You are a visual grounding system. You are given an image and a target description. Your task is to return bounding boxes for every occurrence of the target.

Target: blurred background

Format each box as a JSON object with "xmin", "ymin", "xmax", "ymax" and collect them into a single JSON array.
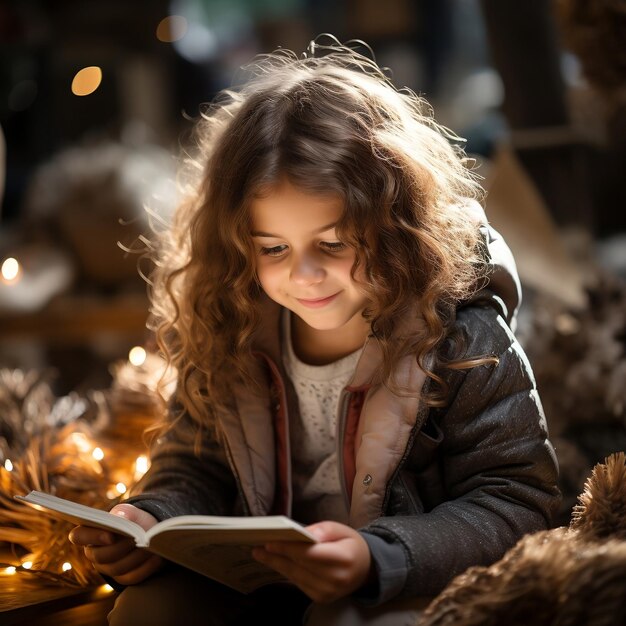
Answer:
[{"xmin": 0, "ymin": 0, "xmax": 625, "ymax": 525}]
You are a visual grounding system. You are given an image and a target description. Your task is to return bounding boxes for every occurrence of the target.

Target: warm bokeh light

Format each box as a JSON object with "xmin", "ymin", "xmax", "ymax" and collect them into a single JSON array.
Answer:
[
  {"xmin": 115, "ymin": 482, "xmax": 127, "ymax": 495},
  {"xmin": 128, "ymin": 346, "xmax": 147, "ymax": 367},
  {"xmin": 1, "ymin": 257, "xmax": 20, "ymax": 282},
  {"xmin": 70, "ymin": 432, "xmax": 91, "ymax": 453},
  {"xmin": 21, "ymin": 560, "xmax": 33, "ymax": 570},
  {"xmin": 135, "ymin": 455, "xmax": 149, "ymax": 473},
  {"xmin": 134, "ymin": 455, "xmax": 150, "ymax": 480},
  {"xmin": 3, "ymin": 459, "xmax": 13, "ymax": 472},
  {"xmin": 3, "ymin": 566, "xmax": 16, "ymax": 575},
  {"xmin": 92, "ymin": 447, "xmax": 105, "ymax": 461},
  {"xmin": 71, "ymin": 66, "xmax": 102, "ymax": 96},
  {"xmin": 102, "ymin": 584, "xmax": 115, "ymax": 593},
  {"xmin": 156, "ymin": 15, "xmax": 188, "ymax": 42},
  {"xmin": 62, "ymin": 562, "xmax": 72, "ymax": 572}
]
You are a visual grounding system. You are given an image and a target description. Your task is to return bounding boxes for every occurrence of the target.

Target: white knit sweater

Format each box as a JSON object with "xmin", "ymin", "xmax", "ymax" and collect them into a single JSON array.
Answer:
[{"xmin": 282, "ymin": 309, "xmax": 363, "ymax": 524}]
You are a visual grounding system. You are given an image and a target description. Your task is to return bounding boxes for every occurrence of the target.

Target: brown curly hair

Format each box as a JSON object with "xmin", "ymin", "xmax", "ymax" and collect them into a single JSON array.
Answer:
[{"xmin": 149, "ymin": 36, "xmax": 492, "ymax": 432}]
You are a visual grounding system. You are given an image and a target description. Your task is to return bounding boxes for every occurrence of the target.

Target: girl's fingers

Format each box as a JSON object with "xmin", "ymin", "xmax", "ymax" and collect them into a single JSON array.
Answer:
[
  {"xmin": 85, "ymin": 548, "xmax": 153, "ymax": 578},
  {"xmin": 253, "ymin": 548, "xmax": 305, "ymax": 580},
  {"xmin": 262, "ymin": 541, "xmax": 342, "ymax": 565},
  {"xmin": 91, "ymin": 546, "xmax": 155, "ymax": 578},
  {"xmin": 83, "ymin": 536, "xmax": 137, "ymax": 565},
  {"xmin": 112, "ymin": 554, "xmax": 164, "ymax": 587},
  {"xmin": 252, "ymin": 548, "xmax": 337, "ymax": 602},
  {"xmin": 69, "ymin": 525, "xmax": 114, "ymax": 547}
]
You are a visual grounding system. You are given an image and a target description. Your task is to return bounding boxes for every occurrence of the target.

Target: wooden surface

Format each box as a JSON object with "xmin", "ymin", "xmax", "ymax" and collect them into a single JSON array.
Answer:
[
  {"xmin": 0, "ymin": 293, "xmax": 149, "ymax": 343},
  {"xmin": 0, "ymin": 571, "xmax": 117, "ymax": 625}
]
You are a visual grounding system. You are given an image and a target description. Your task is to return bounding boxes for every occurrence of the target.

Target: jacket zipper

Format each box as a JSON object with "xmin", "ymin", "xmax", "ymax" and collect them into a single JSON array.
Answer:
[
  {"xmin": 336, "ymin": 388, "xmax": 352, "ymax": 511},
  {"xmin": 380, "ymin": 353, "xmax": 435, "ymax": 512}
]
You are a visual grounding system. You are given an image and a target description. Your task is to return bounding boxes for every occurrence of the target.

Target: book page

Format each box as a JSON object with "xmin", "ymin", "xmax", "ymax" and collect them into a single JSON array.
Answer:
[
  {"xmin": 14, "ymin": 491, "xmax": 144, "ymax": 542},
  {"xmin": 147, "ymin": 514, "xmax": 317, "ymax": 539},
  {"xmin": 147, "ymin": 527, "xmax": 314, "ymax": 593}
]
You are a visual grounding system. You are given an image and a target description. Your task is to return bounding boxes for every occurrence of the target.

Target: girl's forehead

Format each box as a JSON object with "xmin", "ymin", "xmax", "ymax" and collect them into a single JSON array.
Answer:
[{"xmin": 249, "ymin": 180, "xmax": 345, "ymax": 232}]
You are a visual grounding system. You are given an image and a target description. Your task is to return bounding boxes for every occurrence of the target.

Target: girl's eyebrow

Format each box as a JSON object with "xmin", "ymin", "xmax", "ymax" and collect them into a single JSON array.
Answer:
[{"xmin": 250, "ymin": 221, "xmax": 338, "ymax": 238}]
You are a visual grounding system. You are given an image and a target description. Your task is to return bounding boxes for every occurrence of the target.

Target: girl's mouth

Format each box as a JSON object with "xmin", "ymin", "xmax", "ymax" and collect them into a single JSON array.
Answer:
[{"xmin": 295, "ymin": 292, "xmax": 340, "ymax": 308}]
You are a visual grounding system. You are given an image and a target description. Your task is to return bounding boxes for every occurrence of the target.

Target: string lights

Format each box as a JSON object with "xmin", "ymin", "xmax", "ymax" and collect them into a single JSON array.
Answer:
[{"xmin": 0, "ymin": 346, "xmax": 166, "ymax": 589}]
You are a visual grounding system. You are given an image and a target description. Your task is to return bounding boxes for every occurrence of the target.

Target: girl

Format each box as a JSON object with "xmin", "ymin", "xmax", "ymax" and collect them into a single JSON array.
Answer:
[{"xmin": 70, "ymin": 37, "xmax": 561, "ymax": 626}]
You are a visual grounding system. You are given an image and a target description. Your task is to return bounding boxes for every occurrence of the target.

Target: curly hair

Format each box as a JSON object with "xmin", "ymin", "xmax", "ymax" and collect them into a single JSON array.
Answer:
[{"xmin": 149, "ymin": 36, "xmax": 492, "ymax": 432}]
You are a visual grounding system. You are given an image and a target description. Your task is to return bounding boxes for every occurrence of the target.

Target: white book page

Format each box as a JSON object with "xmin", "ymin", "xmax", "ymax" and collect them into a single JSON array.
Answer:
[
  {"xmin": 14, "ymin": 491, "xmax": 145, "ymax": 542},
  {"xmin": 147, "ymin": 514, "xmax": 317, "ymax": 541}
]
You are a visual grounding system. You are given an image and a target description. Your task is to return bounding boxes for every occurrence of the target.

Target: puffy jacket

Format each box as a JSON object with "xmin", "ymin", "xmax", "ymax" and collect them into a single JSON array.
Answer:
[{"xmin": 127, "ymin": 222, "xmax": 561, "ymax": 600}]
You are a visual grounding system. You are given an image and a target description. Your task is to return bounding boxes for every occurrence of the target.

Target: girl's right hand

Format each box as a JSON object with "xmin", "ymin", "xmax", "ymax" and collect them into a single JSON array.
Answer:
[{"xmin": 69, "ymin": 503, "xmax": 164, "ymax": 585}]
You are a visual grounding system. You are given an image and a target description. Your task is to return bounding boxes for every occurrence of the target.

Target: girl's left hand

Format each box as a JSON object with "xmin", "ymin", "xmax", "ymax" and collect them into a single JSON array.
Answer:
[{"xmin": 251, "ymin": 521, "xmax": 373, "ymax": 603}]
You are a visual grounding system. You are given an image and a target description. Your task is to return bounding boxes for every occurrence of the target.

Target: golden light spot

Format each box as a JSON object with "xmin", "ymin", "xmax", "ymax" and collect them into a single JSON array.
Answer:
[
  {"xmin": 1, "ymin": 257, "xmax": 20, "ymax": 282},
  {"xmin": 92, "ymin": 447, "xmax": 105, "ymax": 461},
  {"xmin": 134, "ymin": 455, "xmax": 150, "ymax": 480},
  {"xmin": 135, "ymin": 455, "xmax": 149, "ymax": 474},
  {"xmin": 102, "ymin": 584, "xmax": 115, "ymax": 593},
  {"xmin": 115, "ymin": 482, "xmax": 127, "ymax": 495},
  {"xmin": 62, "ymin": 562, "xmax": 72, "ymax": 572},
  {"xmin": 21, "ymin": 561, "xmax": 33, "ymax": 570},
  {"xmin": 3, "ymin": 566, "xmax": 16, "ymax": 575},
  {"xmin": 71, "ymin": 66, "xmax": 102, "ymax": 96},
  {"xmin": 70, "ymin": 432, "xmax": 91, "ymax": 453},
  {"xmin": 156, "ymin": 15, "xmax": 188, "ymax": 42},
  {"xmin": 3, "ymin": 459, "xmax": 13, "ymax": 472},
  {"xmin": 128, "ymin": 346, "xmax": 147, "ymax": 367}
]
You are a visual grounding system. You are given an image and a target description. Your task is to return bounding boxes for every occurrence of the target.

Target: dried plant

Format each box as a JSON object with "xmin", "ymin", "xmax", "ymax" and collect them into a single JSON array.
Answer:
[{"xmin": 0, "ymin": 363, "xmax": 161, "ymax": 587}]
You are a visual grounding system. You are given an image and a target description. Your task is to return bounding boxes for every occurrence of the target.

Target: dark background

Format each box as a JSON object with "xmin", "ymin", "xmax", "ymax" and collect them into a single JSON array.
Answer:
[{"xmin": 1, "ymin": 0, "xmax": 625, "ymax": 397}]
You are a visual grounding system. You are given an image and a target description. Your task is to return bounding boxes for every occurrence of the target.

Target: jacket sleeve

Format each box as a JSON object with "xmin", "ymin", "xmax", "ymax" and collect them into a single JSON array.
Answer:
[
  {"xmin": 359, "ymin": 305, "xmax": 562, "ymax": 601},
  {"xmin": 123, "ymin": 402, "xmax": 238, "ymax": 522}
]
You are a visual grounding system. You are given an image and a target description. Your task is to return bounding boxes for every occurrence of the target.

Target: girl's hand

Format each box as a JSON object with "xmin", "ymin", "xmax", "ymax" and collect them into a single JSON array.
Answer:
[
  {"xmin": 69, "ymin": 503, "xmax": 164, "ymax": 586},
  {"xmin": 252, "ymin": 521, "xmax": 373, "ymax": 603}
]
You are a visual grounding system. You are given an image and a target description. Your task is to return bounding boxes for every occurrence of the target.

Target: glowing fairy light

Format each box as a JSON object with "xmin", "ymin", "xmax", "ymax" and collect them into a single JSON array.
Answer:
[
  {"xmin": 115, "ymin": 482, "xmax": 127, "ymax": 495},
  {"xmin": 92, "ymin": 447, "xmax": 105, "ymax": 461},
  {"xmin": 1, "ymin": 257, "xmax": 20, "ymax": 283},
  {"xmin": 156, "ymin": 15, "xmax": 188, "ymax": 42},
  {"xmin": 134, "ymin": 455, "xmax": 149, "ymax": 479},
  {"xmin": 62, "ymin": 562, "xmax": 72, "ymax": 572},
  {"xmin": 4, "ymin": 566, "xmax": 16, "ymax": 575},
  {"xmin": 70, "ymin": 432, "xmax": 91, "ymax": 453},
  {"xmin": 102, "ymin": 584, "xmax": 114, "ymax": 593},
  {"xmin": 106, "ymin": 488, "xmax": 118, "ymax": 500},
  {"xmin": 3, "ymin": 459, "xmax": 13, "ymax": 472},
  {"xmin": 21, "ymin": 560, "xmax": 33, "ymax": 570},
  {"xmin": 71, "ymin": 66, "xmax": 102, "ymax": 96},
  {"xmin": 128, "ymin": 346, "xmax": 147, "ymax": 367}
]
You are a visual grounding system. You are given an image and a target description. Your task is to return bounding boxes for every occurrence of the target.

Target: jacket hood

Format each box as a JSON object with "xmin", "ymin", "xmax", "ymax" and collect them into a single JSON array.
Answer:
[{"xmin": 465, "ymin": 199, "xmax": 522, "ymax": 333}]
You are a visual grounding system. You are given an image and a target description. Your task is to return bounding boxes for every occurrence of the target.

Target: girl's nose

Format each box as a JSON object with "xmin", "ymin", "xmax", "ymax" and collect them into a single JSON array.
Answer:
[{"xmin": 289, "ymin": 251, "xmax": 325, "ymax": 285}]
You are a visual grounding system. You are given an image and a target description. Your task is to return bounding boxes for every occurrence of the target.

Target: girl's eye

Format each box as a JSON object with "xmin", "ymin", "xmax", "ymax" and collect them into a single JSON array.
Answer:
[
  {"xmin": 321, "ymin": 241, "xmax": 347, "ymax": 252},
  {"xmin": 259, "ymin": 245, "xmax": 288, "ymax": 257}
]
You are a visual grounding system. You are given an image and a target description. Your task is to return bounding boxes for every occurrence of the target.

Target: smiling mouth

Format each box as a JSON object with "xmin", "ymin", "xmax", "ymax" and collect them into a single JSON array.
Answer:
[{"xmin": 295, "ymin": 292, "xmax": 340, "ymax": 308}]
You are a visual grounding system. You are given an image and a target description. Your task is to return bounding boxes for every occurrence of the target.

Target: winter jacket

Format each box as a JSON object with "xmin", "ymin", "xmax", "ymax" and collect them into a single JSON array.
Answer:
[{"xmin": 127, "ymin": 223, "xmax": 561, "ymax": 602}]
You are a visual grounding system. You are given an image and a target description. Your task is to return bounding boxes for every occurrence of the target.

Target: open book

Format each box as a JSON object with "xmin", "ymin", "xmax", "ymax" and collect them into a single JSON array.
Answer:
[{"xmin": 15, "ymin": 490, "xmax": 317, "ymax": 594}]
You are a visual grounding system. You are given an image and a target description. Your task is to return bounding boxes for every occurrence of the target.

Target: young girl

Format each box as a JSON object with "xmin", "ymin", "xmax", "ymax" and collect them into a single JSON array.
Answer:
[{"xmin": 70, "ymin": 37, "xmax": 561, "ymax": 625}]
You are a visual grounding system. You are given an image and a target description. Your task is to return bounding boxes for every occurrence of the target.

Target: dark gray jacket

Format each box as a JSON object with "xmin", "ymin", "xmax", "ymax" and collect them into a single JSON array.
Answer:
[{"xmin": 128, "ymin": 224, "xmax": 561, "ymax": 602}]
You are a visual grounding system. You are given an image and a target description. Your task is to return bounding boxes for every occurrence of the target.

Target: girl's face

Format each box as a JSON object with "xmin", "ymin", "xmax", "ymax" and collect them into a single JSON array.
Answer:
[{"xmin": 250, "ymin": 179, "xmax": 371, "ymax": 363}]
